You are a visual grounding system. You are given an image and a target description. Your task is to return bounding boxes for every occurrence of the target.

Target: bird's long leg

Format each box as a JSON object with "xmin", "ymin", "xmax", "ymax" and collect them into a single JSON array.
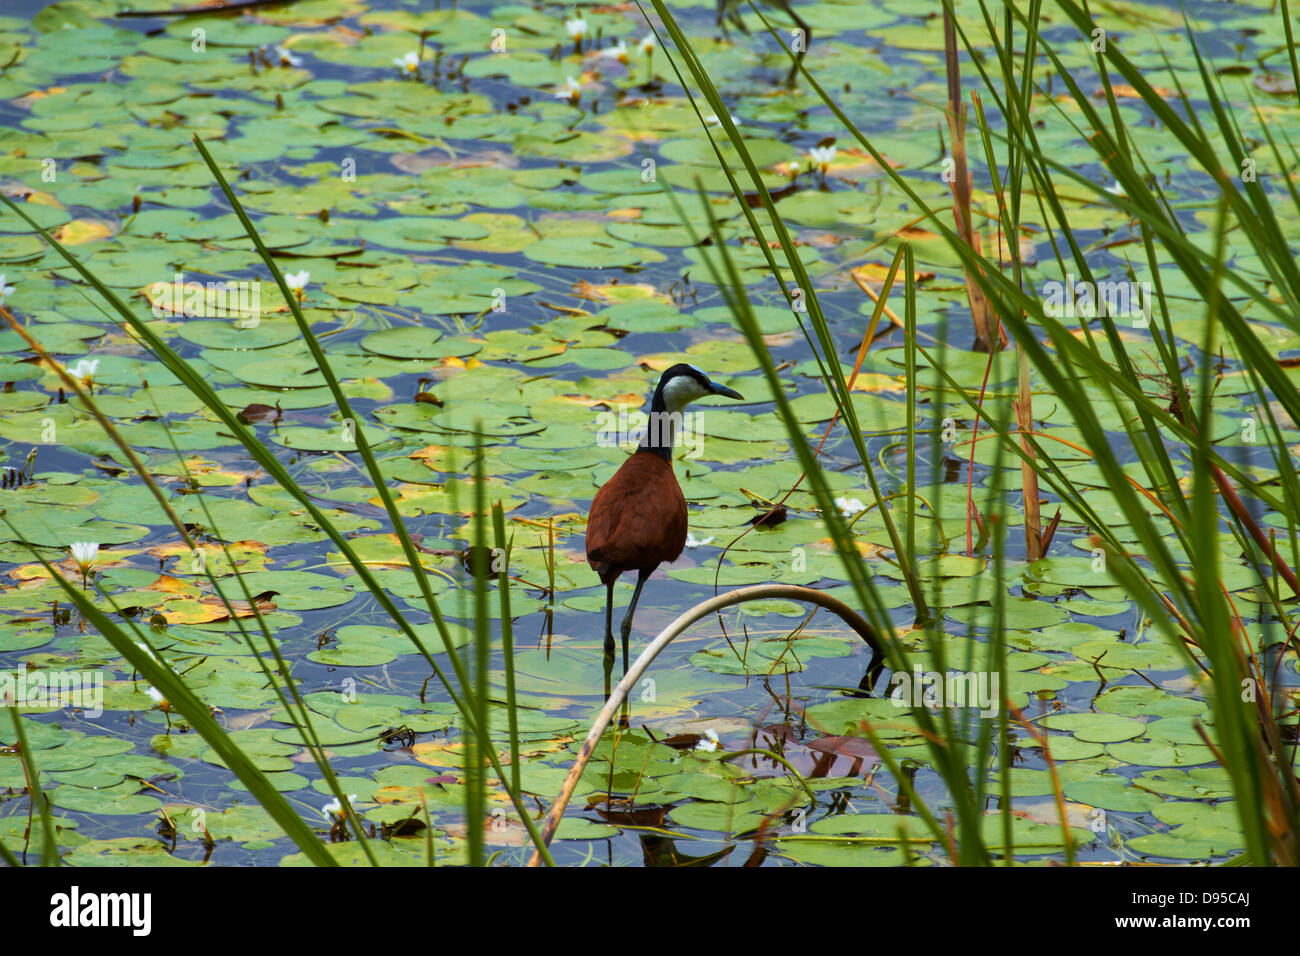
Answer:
[
  {"xmin": 603, "ymin": 578, "xmax": 616, "ymax": 658},
  {"xmin": 619, "ymin": 568, "xmax": 651, "ymax": 673}
]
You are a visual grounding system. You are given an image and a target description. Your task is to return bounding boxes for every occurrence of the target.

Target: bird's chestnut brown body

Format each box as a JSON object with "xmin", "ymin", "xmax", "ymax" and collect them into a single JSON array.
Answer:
[{"xmin": 586, "ymin": 450, "xmax": 687, "ymax": 583}]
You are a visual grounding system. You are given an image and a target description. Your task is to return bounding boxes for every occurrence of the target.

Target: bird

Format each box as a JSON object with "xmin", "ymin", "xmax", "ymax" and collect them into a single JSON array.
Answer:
[
  {"xmin": 716, "ymin": 0, "xmax": 810, "ymax": 88},
  {"xmin": 586, "ymin": 364, "xmax": 744, "ymax": 675}
]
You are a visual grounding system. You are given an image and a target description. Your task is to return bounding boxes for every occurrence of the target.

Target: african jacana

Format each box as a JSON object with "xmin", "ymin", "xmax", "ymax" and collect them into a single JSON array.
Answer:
[{"xmin": 586, "ymin": 364, "xmax": 744, "ymax": 672}]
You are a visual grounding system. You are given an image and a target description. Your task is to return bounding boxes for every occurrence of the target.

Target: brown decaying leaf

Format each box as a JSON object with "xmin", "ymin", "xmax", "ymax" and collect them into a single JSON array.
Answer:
[
  {"xmin": 1097, "ymin": 83, "xmax": 1175, "ymax": 99},
  {"xmin": 569, "ymin": 279, "xmax": 662, "ymax": 303},
  {"xmin": 850, "ymin": 262, "xmax": 934, "ymax": 287},
  {"xmin": 1255, "ymin": 72, "xmax": 1297, "ymax": 95},
  {"xmin": 748, "ymin": 505, "xmax": 787, "ymax": 528},
  {"xmin": 237, "ymin": 402, "xmax": 280, "ymax": 424}
]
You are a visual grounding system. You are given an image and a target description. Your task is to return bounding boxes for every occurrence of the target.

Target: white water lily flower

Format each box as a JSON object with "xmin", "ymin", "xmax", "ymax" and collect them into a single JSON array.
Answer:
[
  {"xmin": 553, "ymin": 76, "xmax": 582, "ymax": 102},
  {"xmin": 600, "ymin": 40, "xmax": 629, "ymax": 64},
  {"xmin": 284, "ymin": 271, "xmax": 310, "ymax": 299},
  {"xmin": 145, "ymin": 686, "xmax": 165, "ymax": 705},
  {"xmin": 323, "ymin": 794, "xmax": 359, "ymax": 819},
  {"xmin": 565, "ymin": 17, "xmax": 587, "ymax": 42},
  {"xmin": 273, "ymin": 45, "xmax": 302, "ymax": 67},
  {"xmin": 704, "ymin": 112, "xmax": 741, "ymax": 127},
  {"xmin": 638, "ymin": 33, "xmax": 656, "ymax": 55},
  {"xmin": 394, "ymin": 51, "xmax": 420, "ymax": 73},
  {"xmin": 0, "ymin": 274, "xmax": 14, "ymax": 303},
  {"xmin": 69, "ymin": 541, "xmax": 99, "ymax": 589},
  {"xmin": 808, "ymin": 144, "xmax": 837, "ymax": 172},
  {"xmin": 69, "ymin": 541, "xmax": 99, "ymax": 568},
  {"xmin": 684, "ymin": 532, "xmax": 714, "ymax": 548},
  {"xmin": 67, "ymin": 358, "xmax": 98, "ymax": 381},
  {"xmin": 695, "ymin": 728, "xmax": 720, "ymax": 752},
  {"xmin": 1104, "ymin": 180, "xmax": 1125, "ymax": 196},
  {"xmin": 835, "ymin": 496, "xmax": 866, "ymax": 518}
]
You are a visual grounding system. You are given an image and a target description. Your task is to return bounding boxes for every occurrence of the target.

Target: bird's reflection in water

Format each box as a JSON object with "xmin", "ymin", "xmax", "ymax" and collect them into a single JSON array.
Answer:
[{"xmin": 640, "ymin": 835, "xmax": 736, "ymax": 868}]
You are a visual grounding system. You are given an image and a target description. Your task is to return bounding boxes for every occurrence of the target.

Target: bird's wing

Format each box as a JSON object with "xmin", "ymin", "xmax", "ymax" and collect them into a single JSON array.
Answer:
[{"xmin": 584, "ymin": 477, "xmax": 623, "ymax": 571}]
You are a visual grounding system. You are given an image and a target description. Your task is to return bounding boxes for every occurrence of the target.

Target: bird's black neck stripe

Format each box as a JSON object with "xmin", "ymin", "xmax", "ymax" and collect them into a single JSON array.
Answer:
[{"xmin": 639, "ymin": 381, "xmax": 673, "ymax": 461}]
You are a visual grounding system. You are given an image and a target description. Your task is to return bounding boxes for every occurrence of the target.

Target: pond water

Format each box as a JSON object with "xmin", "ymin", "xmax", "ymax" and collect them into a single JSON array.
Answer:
[{"xmin": 0, "ymin": 0, "xmax": 1295, "ymax": 866}]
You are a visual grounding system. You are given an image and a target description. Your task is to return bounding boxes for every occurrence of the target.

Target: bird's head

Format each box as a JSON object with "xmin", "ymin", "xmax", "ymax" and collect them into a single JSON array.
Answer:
[{"xmin": 654, "ymin": 363, "xmax": 744, "ymax": 414}]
